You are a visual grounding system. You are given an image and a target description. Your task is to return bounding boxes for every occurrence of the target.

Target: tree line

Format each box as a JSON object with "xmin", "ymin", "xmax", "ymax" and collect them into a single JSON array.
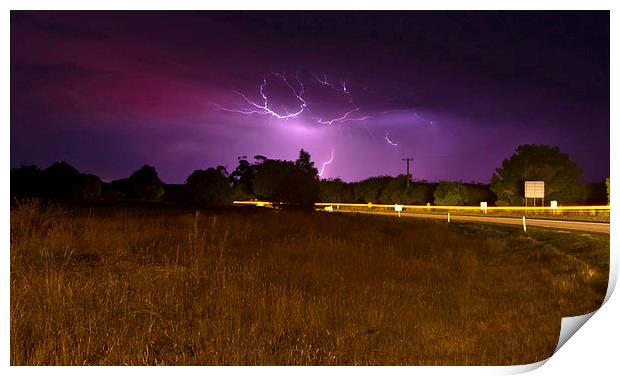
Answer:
[{"xmin": 10, "ymin": 144, "xmax": 609, "ymax": 208}]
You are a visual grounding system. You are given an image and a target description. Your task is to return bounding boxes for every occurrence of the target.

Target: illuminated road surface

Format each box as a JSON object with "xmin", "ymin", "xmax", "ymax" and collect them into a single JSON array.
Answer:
[{"xmin": 333, "ymin": 209, "xmax": 610, "ymax": 234}]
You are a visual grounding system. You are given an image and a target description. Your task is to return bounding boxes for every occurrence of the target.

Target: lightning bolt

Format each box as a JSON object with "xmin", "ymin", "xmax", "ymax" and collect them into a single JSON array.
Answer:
[
  {"xmin": 318, "ymin": 149, "xmax": 335, "ymax": 177},
  {"xmin": 385, "ymin": 132, "xmax": 398, "ymax": 146},
  {"xmin": 213, "ymin": 72, "xmax": 368, "ymax": 127},
  {"xmin": 312, "ymin": 73, "xmax": 369, "ymax": 124},
  {"xmin": 317, "ymin": 108, "xmax": 370, "ymax": 125},
  {"xmin": 213, "ymin": 73, "xmax": 307, "ymax": 120},
  {"xmin": 314, "ymin": 73, "xmax": 354, "ymax": 103}
]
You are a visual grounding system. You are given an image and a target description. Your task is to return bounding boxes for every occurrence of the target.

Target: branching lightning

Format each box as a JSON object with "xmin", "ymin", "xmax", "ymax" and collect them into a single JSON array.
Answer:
[
  {"xmin": 213, "ymin": 72, "xmax": 433, "ymax": 155},
  {"xmin": 318, "ymin": 149, "xmax": 335, "ymax": 177},
  {"xmin": 385, "ymin": 132, "xmax": 398, "ymax": 146},
  {"xmin": 312, "ymin": 73, "xmax": 366, "ymax": 123},
  {"xmin": 213, "ymin": 72, "xmax": 371, "ymax": 126},
  {"xmin": 317, "ymin": 108, "xmax": 370, "ymax": 125},
  {"xmin": 314, "ymin": 73, "xmax": 354, "ymax": 104},
  {"xmin": 213, "ymin": 73, "xmax": 307, "ymax": 120}
]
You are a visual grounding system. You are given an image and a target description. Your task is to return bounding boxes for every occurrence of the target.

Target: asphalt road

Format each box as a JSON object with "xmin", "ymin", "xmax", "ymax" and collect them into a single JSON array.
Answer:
[{"xmin": 332, "ymin": 209, "xmax": 610, "ymax": 234}]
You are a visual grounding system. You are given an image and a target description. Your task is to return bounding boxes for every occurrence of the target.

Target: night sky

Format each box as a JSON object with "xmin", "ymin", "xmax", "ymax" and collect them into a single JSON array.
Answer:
[{"xmin": 10, "ymin": 11, "xmax": 609, "ymax": 183}]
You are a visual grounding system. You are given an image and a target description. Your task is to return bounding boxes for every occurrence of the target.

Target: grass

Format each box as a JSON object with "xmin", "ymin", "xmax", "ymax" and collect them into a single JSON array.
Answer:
[
  {"xmin": 343, "ymin": 206, "xmax": 610, "ymax": 223},
  {"xmin": 10, "ymin": 200, "xmax": 609, "ymax": 365}
]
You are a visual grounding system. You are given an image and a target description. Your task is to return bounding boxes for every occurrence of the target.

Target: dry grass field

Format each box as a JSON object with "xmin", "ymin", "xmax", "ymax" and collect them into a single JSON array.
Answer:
[{"xmin": 10, "ymin": 200, "xmax": 609, "ymax": 365}]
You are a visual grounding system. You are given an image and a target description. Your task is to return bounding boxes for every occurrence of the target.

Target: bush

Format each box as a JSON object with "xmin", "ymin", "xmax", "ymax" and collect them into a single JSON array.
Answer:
[{"xmin": 433, "ymin": 182, "xmax": 469, "ymax": 206}]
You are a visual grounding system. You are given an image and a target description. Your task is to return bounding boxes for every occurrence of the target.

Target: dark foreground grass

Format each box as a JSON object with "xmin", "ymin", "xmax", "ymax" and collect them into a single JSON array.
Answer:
[{"xmin": 10, "ymin": 201, "xmax": 608, "ymax": 365}]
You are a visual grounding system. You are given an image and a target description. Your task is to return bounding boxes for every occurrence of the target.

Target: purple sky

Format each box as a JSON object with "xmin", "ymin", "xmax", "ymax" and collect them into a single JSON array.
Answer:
[{"xmin": 11, "ymin": 11, "xmax": 609, "ymax": 183}]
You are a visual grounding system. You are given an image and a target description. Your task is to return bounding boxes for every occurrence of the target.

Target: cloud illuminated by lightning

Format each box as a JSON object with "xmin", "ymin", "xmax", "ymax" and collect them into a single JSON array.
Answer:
[
  {"xmin": 414, "ymin": 112, "xmax": 435, "ymax": 125},
  {"xmin": 318, "ymin": 149, "xmax": 335, "ymax": 177},
  {"xmin": 213, "ymin": 72, "xmax": 431, "ymax": 135},
  {"xmin": 385, "ymin": 132, "xmax": 398, "ymax": 146}
]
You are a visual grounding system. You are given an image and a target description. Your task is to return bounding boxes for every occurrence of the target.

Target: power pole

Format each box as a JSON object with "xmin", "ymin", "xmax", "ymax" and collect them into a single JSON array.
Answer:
[{"xmin": 402, "ymin": 157, "xmax": 414, "ymax": 188}]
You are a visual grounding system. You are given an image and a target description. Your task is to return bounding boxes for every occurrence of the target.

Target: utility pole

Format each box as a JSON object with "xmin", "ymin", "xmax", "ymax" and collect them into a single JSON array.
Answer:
[{"xmin": 402, "ymin": 157, "xmax": 414, "ymax": 188}]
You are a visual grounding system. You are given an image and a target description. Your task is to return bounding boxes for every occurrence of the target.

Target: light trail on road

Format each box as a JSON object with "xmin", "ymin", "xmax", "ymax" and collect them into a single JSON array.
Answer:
[{"xmin": 233, "ymin": 201, "xmax": 610, "ymax": 234}]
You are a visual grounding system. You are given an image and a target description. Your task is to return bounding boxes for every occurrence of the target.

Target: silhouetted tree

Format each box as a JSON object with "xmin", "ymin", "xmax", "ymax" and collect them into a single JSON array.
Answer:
[
  {"xmin": 186, "ymin": 168, "xmax": 233, "ymax": 207},
  {"xmin": 216, "ymin": 165, "xmax": 228, "ymax": 176},
  {"xmin": 462, "ymin": 183, "xmax": 496, "ymax": 205},
  {"xmin": 127, "ymin": 165, "xmax": 164, "ymax": 200},
  {"xmin": 72, "ymin": 174, "xmax": 102, "ymax": 200},
  {"xmin": 490, "ymin": 145, "xmax": 582, "ymax": 205},
  {"xmin": 319, "ymin": 178, "xmax": 354, "ymax": 202},
  {"xmin": 253, "ymin": 156, "xmax": 319, "ymax": 209},
  {"xmin": 230, "ymin": 156, "xmax": 256, "ymax": 200},
  {"xmin": 11, "ymin": 165, "xmax": 42, "ymax": 198},
  {"xmin": 295, "ymin": 149, "xmax": 318, "ymax": 177},
  {"xmin": 254, "ymin": 155, "xmax": 267, "ymax": 164},
  {"xmin": 109, "ymin": 178, "xmax": 130, "ymax": 199},
  {"xmin": 162, "ymin": 183, "xmax": 186, "ymax": 203},
  {"xmin": 40, "ymin": 161, "xmax": 82, "ymax": 199},
  {"xmin": 579, "ymin": 181, "xmax": 607, "ymax": 205}
]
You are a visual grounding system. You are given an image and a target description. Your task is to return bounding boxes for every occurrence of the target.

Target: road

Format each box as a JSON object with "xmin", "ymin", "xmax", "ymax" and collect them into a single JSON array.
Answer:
[{"xmin": 331, "ymin": 209, "xmax": 610, "ymax": 234}]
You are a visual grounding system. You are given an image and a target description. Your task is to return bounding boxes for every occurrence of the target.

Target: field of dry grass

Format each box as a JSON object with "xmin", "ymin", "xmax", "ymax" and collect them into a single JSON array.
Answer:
[{"xmin": 10, "ymin": 200, "xmax": 609, "ymax": 365}]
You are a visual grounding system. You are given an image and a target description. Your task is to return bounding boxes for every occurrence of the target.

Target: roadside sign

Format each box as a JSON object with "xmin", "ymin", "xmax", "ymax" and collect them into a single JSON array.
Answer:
[
  {"xmin": 480, "ymin": 202, "xmax": 487, "ymax": 214},
  {"xmin": 525, "ymin": 181, "xmax": 545, "ymax": 198},
  {"xmin": 394, "ymin": 204, "xmax": 403, "ymax": 212},
  {"xmin": 550, "ymin": 200, "xmax": 558, "ymax": 209},
  {"xmin": 325, "ymin": 206, "xmax": 334, "ymax": 212}
]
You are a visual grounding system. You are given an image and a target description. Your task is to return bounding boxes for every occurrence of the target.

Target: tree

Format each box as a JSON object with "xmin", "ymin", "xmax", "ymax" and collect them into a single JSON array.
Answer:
[
  {"xmin": 186, "ymin": 168, "xmax": 233, "ymax": 207},
  {"xmin": 580, "ymin": 181, "xmax": 607, "ymax": 204},
  {"xmin": 109, "ymin": 178, "xmax": 130, "ymax": 199},
  {"xmin": 433, "ymin": 182, "xmax": 469, "ymax": 205},
  {"xmin": 11, "ymin": 165, "xmax": 42, "ymax": 198},
  {"xmin": 253, "ymin": 154, "xmax": 319, "ymax": 209},
  {"xmin": 319, "ymin": 178, "xmax": 354, "ymax": 202},
  {"xmin": 462, "ymin": 183, "xmax": 496, "ymax": 205},
  {"xmin": 353, "ymin": 176, "xmax": 391, "ymax": 203},
  {"xmin": 295, "ymin": 149, "xmax": 318, "ymax": 177},
  {"xmin": 490, "ymin": 145, "xmax": 582, "ymax": 205},
  {"xmin": 40, "ymin": 161, "xmax": 82, "ymax": 199},
  {"xmin": 606, "ymin": 177, "xmax": 610, "ymax": 204},
  {"xmin": 408, "ymin": 182, "xmax": 438, "ymax": 205},
  {"xmin": 72, "ymin": 174, "xmax": 102, "ymax": 200},
  {"xmin": 127, "ymin": 165, "xmax": 164, "ymax": 200},
  {"xmin": 230, "ymin": 156, "xmax": 256, "ymax": 200},
  {"xmin": 378, "ymin": 175, "xmax": 411, "ymax": 204}
]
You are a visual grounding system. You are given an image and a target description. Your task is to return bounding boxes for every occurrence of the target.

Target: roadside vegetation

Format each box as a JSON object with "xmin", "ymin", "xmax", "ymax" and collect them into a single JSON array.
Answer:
[
  {"xmin": 10, "ymin": 144, "xmax": 609, "ymax": 210},
  {"xmin": 11, "ymin": 200, "xmax": 608, "ymax": 365}
]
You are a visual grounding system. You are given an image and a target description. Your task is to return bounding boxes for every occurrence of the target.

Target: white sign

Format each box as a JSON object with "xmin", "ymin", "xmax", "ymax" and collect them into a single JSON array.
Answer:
[
  {"xmin": 325, "ymin": 206, "xmax": 334, "ymax": 212},
  {"xmin": 480, "ymin": 202, "xmax": 487, "ymax": 214},
  {"xmin": 394, "ymin": 204, "xmax": 403, "ymax": 212},
  {"xmin": 525, "ymin": 181, "xmax": 545, "ymax": 198},
  {"xmin": 550, "ymin": 200, "xmax": 558, "ymax": 209}
]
